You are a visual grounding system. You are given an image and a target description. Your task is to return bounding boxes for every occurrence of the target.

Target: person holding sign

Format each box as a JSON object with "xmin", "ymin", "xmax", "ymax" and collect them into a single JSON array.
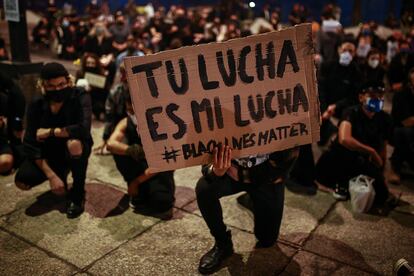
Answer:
[
  {"xmin": 196, "ymin": 147, "xmax": 298, "ymax": 274},
  {"xmin": 107, "ymin": 92, "xmax": 175, "ymax": 220},
  {"xmin": 14, "ymin": 62, "xmax": 93, "ymax": 219}
]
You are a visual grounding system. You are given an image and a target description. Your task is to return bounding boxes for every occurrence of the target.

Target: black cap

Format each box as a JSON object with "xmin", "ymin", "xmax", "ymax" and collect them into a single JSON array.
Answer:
[{"xmin": 40, "ymin": 62, "xmax": 69, "ymax": 80}]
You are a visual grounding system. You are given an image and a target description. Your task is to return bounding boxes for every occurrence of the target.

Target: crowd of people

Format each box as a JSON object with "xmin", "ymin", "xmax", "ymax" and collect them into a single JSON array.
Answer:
[{"xmin": 1, "ymin": 1, "xmax": 414, "ymax": 275}]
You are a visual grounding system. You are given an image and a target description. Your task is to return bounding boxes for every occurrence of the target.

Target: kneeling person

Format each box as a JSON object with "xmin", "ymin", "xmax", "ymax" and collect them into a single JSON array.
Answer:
[
  {"xmin": 196, "ymin": 146, "xmax": 298, "ymax": 274},
  {"xmin": 106, "ymin": 93, "xmax": 175, "ymax": 219},
  {"xmin": 15, "ymin": 62, "xmax": 93, "ymax": 218}
]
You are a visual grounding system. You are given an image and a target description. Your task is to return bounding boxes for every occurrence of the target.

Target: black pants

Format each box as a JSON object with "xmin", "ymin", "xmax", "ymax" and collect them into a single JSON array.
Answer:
[
  {"xmin": 315, "ymin": 146, "xmax": 389, "ymax": 204},
  {"xmin": 289, "ymin": 144, "xmax": 315, "ymax": 185},
  {"xmin": 90, "ymin": 88, "xmax": 108, "ymax": 120},
  {"xmin": 196, "ymin": 174, "xmax": 285, "ymax": 246},
  {"xmin": 15, "ymin": 140, "xmax": 91, "ymax": 204},
  {"xmin": 391, "ymin": 126, "xmax": 414, "ymax": 171},
  {"xmin": 113, "ymin": 154, "xmax": 175, "ymax": 212}
]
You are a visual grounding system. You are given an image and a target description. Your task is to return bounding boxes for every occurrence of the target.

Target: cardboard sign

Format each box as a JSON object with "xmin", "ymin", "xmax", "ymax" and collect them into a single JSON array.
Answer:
[
  {"xmin": 5, "ymin": 0, "xmax": 20, "ymax": 22},
  {"xmin": 84, "ymin": 72, "xmax": 106, "ymax": 88},
  {"xmin": 125, "ymin": 23, "xmax": 320, "ymax": 173}
]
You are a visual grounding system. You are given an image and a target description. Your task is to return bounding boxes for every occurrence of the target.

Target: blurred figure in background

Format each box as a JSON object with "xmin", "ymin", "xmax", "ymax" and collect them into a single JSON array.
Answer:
[
  {"xmin": 0, "ymin": 73, "xmax": 25, "ymax": 175},
  {"xmin": 76, "ymin": 53, "xmax": 110, "ymax": 121},
  {"xmin": 389, "ymin": 68, "xmax": 414, "ymax": 184}
]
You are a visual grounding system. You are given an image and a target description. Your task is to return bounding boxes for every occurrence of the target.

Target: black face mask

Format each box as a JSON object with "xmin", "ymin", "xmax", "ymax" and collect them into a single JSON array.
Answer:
[
  {"xmin": 85, "ymin": 66, "xmax": 100, "ymax": 74},
  {"xmin": 44, "ymin": 87, "xmax": 71, "ymax": 103}
]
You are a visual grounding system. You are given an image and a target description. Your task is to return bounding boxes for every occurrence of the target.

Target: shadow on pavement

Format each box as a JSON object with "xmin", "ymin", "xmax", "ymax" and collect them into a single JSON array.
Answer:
[
  {"xmin": 224, "ymin": 244, "xmax": 300, "ymax": 275},
  {"xmin": 24, "ymin": 191, "xmax": 66, "ymax": 216},
  {"xmin": 24, "ymin": 182, "xmax": 130, "ymax": 218},
  {"xmin": 302, "ymin": 233, "xmax": 380, "ymax": 274}
]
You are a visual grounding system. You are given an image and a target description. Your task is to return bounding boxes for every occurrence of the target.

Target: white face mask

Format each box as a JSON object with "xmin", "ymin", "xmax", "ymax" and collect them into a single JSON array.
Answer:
[
  {"xmin": 127, "ymin": 112, "xmax": 138, "ymax": 126},
  {"xmin": 339, "ymin": 51, "xmax": 353, "ymax": 66},
  {"xmin": 368, "ymin": 59, "xmax": 379, "ymax": 69}
]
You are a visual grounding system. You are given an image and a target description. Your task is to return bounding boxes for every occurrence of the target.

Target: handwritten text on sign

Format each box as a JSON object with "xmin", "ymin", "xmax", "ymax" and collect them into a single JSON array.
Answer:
[{"xmin": 125, "ymin": 24, "xmax": 320, "ymax": 172}]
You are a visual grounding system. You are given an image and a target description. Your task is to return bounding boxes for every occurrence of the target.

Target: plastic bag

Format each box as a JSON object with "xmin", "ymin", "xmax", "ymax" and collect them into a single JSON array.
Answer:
[{"xmin": 349, "ymin": 175, "xmax": 376, "ymax": 213}]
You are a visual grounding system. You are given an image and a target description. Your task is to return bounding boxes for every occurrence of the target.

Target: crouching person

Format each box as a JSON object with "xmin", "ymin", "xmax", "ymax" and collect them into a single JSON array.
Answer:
[
  {"xmin": 15, "ymin": 62, "xmax": 93, "ymax": 219},
  {"xmin": 315, "ymin": 86, "xmax": 392, "ymax": 207},
  {"xmin": 106, "ymin": 92, "xmax": 175, "ymax": 219}
]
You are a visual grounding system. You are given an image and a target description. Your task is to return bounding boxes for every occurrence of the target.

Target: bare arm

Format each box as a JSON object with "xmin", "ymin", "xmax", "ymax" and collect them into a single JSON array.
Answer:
[
  {"xmin": 34, "ymin": 159, "xmax": 65, "ymax": 195},
  {"xmin": 106, "ymin": 118, "xmax": 128, "ymax": 155}
]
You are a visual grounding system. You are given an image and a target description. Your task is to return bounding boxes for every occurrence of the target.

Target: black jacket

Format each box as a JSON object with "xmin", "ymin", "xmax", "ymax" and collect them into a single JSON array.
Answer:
[{"xmin": 23, "ymin": 88, "xmax": 92, "ymax": 160}]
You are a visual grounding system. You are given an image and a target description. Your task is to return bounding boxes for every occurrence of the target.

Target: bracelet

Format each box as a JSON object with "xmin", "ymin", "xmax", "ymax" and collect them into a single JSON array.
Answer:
[{"xmin": 49, "ymin": 128, "xmax": 55, "ymax": 137}]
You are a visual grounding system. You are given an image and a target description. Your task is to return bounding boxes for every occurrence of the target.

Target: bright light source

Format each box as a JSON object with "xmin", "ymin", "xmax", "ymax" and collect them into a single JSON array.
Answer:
[{"xmin": 249, "ymin": 1, "xmax": 256, "ymax": 8}]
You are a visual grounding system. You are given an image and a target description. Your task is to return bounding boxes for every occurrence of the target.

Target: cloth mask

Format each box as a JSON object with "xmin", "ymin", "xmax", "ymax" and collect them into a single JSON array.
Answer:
[
  {"xmin": 44, "ymin": 87, "xmax": 71, "ymax": 103},
  {"xmin": 368, "ymin": 59, "xmax": 379, "ymax": 69},
  {"xmin": 365, "ymin": 97, "xmax": 384, "ymax": 113},
  {"xmin": 339, "ymin": 51, "xmax": 353, "ymax": 66}
]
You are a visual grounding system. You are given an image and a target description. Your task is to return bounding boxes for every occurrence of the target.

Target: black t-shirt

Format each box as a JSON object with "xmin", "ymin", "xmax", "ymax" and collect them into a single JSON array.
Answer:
[
  {"xmin": 334, "ymin": 105, "xmax": 392, "ymax": 153},
  {"xmin": 318, "ymin": 60, "xmax": 362, "ymax": 115},
  {"xmin": 392, "ymin": 86, "xmax": 414, "ymax": 127}
]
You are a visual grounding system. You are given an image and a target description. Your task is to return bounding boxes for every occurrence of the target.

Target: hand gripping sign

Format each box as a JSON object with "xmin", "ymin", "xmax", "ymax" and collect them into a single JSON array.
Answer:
[{"xmin": 124, "ymin": 23, "xmax": 320, "ymax": 173}]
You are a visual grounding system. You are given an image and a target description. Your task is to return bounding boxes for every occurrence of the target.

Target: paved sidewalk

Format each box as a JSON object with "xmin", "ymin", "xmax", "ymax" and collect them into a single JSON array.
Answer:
[
  {"xmin": 0, "ymin": 52, "xmax": 413, "ymax": 275},
  {"xmin": 0, "ymin": 119, "xmax": 413, "ymax": 276}
]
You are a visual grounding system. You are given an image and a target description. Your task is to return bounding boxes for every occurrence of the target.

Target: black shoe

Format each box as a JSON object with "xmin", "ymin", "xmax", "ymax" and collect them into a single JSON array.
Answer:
[
  {"xmin": 198, "ymin": 243, "xmax": 234, "ymax": 274},
  {"xmin": 332, "ymin": 184, "xmax": 349, "ymax": 201},
  {"xmin": 129, "ymin": 196, "xmax": 146, "ymax": 210},
  {"xmin": 66, "ymin": 200, "xmax": 84, "ymax": 219},
  {"xmin": 155, "ymin": 208, "xmax": 173, "ymax": 220}
]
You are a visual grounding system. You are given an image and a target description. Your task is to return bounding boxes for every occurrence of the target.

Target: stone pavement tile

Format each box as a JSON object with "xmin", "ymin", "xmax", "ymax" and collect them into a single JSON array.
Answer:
[
  {"xmin": 0, "ymin": 182, "xmax": 159, "ymax": 268},
  {"xmin": 0, "ymin": 177, "xmax": 50, "ymax": 217},
  {"xmin": 0, "ymin": 230, "xmax": 78, "ymax": 275},
  {"xmin": 304, "ymin": 201, "xmax": 414, "ymax": 275},
  {"xmin": 173, "ymin": 167, "xmax": 201, "ymax": 208},
  {"xmin": 87, "ymin": 122, "xmax": 125, "ymax": 190},
  {"xmin": 88, "ymin": 213, "xmax": 297, "ymax": 276},
  {"xmin": 281, "ymin": 250, "xmax": 374, "ymax": 276},
  {"xmin": 183, "ymin": 189, "xmax": 336, "ymax": 246}
]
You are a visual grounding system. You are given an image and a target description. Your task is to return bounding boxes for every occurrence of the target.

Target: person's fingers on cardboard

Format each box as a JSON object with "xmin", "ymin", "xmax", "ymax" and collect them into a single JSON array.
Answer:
[
  {"xmin": 213, "ymin": 147, "xmax": 218, "ymax": 167},
  {"xmin": 223, "ymin": 146, "xmax": 229, "ymax": 168},
  {"xmin": 226, "ymin": 147, "xmax": 232, "ymax": 168},
  {"xmin": 219, "ymin": 144, "xmax": 225, "ymax": 168}
]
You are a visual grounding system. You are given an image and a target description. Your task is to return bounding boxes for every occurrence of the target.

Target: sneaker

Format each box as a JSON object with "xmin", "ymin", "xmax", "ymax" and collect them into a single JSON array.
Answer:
[
  {"xmin": 332, "ymin": 186, "xmax": 348, "ymax": 201},
  {"xmin": 394, "ymin": 258, "xmax": 414, "ymax": 276},
  {"xmin": 129, "ymin": 196, "xmax": 146, "ymax": 210}
]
